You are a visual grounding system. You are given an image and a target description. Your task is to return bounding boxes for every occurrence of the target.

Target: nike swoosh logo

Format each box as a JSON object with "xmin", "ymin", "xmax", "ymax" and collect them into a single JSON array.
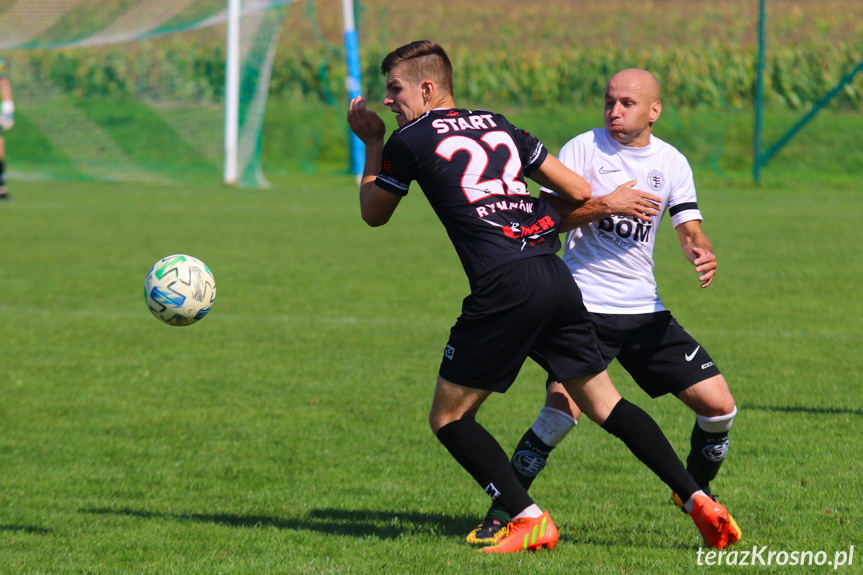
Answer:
[
  {"xmin": 599, "ymin": 166, "xmax": 621, "ymax": 174},
  {"xmin": 685, "ymin": 346, "xmax": 701, "ymax": 362}
]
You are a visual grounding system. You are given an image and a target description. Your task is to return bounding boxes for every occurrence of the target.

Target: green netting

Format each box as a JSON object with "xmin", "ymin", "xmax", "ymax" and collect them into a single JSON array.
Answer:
[{"xmin": 0, "ymin": 0, "xmax": 289, "ymax": 187}]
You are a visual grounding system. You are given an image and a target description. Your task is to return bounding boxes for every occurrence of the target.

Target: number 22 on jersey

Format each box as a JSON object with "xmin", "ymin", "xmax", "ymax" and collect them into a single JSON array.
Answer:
[{"xmin": 435, "ymin": 131, "xmax": 529, "ymax": 203}]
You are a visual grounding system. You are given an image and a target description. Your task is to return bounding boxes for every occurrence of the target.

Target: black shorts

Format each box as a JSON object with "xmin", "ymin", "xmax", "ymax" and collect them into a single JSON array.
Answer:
[
  {"xmin": 439, "ymin": 255, "xmax": 608, "ymax": 393},
  {"xmin": 590, "ymin": 311, "xmax": 722, "ymax": 398}
]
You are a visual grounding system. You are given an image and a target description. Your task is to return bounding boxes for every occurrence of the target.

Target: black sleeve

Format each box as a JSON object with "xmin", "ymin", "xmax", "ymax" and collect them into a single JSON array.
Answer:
[
  {"xmin": 374, "ymin": 132, "xmax": 416, "ymax": 197},
  {"xmin": 510, "ymin": 124, "xmax": 548, "ymax": 177}
]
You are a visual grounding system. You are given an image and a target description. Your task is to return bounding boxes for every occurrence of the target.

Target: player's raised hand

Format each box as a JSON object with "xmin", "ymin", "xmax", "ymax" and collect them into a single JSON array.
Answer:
[
  {"xmin": 691, "ymin": 246, "xmax": 717, "ymax": 288},
  {"xmin": 606, "ymin": 179, "xmax": 661, "ymax": 222},
  {"xmin": 347, "ymin": 96, "xmax": 386, "ymax": 145}
]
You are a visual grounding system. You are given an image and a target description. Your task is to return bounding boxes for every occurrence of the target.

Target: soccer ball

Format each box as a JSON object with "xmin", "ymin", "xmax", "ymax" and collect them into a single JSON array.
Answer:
[{"xmin": 144, "ymin": 254, "xmax": 216, "ymax": 326}]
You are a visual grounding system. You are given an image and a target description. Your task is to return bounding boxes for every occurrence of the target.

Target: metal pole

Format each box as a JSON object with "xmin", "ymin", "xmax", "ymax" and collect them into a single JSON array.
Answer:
[
  {"xmin": 224, "ymin": 0, "xmax": 241, "ymax": 186},
  {"xmin": 753, "ymin": 0, "xmax": 767, "ymax": 183},
  {"xmin": 342, "ymin": 0, "xmax": 364, "ymax": 179}
]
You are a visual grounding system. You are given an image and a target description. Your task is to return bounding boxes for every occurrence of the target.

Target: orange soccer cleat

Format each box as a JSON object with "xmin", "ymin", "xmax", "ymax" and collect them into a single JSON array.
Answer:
[
  {"xmin": 466, "ymin": 517, "xmax": 509, "ymax": 545},
  {"xmin": 481, "ymin": 510, "xmax": 559, "ymax": 554},
  {"xmin": 689, "ymin": 493, "xmax": 742, "ymax": 549}
]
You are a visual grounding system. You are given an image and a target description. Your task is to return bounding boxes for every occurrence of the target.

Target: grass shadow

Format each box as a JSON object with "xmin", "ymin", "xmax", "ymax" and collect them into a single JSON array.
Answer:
[
  {"xmin": 82, "ymin": 507, "xmax": 477, "ymax": 540},
  {"xmin": 81, "ymin": 507, "xmax": 703, "ymax": 549},
  {"xmin": 0, "ymin": 525, "xmax": 52, "ymax": 534},
  {"xmin": 741, "ymin": 404, "xmax": 863, "ymax": 416}
]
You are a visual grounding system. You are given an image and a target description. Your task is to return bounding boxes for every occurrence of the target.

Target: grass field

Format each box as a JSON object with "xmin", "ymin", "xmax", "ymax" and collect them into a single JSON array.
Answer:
[{"xmin": 0, "ymin": 167, "xmax": 861, "ymax": 573}]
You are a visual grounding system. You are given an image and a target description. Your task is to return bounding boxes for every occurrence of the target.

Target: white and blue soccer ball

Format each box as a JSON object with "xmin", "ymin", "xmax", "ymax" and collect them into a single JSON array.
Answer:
[{"xmin": 144, "ymin": 254, "xmax": 216, "ymax": 326}]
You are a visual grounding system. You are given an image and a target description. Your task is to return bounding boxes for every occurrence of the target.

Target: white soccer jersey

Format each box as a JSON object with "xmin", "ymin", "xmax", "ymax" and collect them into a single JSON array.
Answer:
[{"xmin": 549, "ymin": 128, "xmax": 703, "ymax": 313}]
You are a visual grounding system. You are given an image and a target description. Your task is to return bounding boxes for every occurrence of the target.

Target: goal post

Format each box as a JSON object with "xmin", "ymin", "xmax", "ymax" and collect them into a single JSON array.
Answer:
[
  {"xmin": 341, "ymin": 0, "xmax": 364, "ymax": 179},
  {"xmin": 0, "ymin": 0, "xmax": 290, "ymax": 188},
  {"xmin": 224, "ymin": 0, "xmax": 243, "ymax": 186}
]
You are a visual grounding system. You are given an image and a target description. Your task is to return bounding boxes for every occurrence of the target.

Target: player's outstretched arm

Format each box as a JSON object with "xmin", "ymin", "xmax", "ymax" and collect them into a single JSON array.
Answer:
[
  {"xmin": 540, "ymin": 180, "xmax": 662, "ymax": 233},
  {"xmin": 347, "ymin": 96, "xmax": 401, "ymax": 226},
  {"xmin": 529, "ymin": 155, "xmax": 591, "ymax": 204},
  {"xmin": 676, "ymin": 219, "xmax": 717, "ymax": 288}
]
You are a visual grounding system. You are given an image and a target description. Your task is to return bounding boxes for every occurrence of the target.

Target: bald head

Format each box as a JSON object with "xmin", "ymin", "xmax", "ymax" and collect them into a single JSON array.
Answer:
[
  {"xmin": 608, "ymin": 69, "xmax": 661, "ymax": 103},
  {"xmin": 604, "ymin": 69, "xmax": 662, "ymax": 147}
]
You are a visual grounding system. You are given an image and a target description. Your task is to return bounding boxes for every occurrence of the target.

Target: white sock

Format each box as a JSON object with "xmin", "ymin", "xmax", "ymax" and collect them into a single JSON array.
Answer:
[
  {"xmin": 684, "ymin": 490, "xmax": 708, "ymax": 513},
  {"xmin": 512, "ymin": 504, "xmax": 544, "ymax": 520},
  {"xmin": 696, "ymin": 406, "xmax": 737, "ymax": 433},
  {"xmin": 531, "ymin": 407, "xmax": 577, "ymax": 447}
]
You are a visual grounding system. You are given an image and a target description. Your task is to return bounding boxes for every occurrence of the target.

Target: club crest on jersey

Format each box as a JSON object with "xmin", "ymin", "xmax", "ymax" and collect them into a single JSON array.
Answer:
[{"xmin": 647, "ymin": 170, "xmax": 665, "ymax": 191}]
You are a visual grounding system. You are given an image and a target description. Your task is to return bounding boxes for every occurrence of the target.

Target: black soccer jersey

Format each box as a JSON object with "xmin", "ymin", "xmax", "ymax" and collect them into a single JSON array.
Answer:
[{"xmin": 374, "ymin": 108, "xmax": 562, "ymax": 283}]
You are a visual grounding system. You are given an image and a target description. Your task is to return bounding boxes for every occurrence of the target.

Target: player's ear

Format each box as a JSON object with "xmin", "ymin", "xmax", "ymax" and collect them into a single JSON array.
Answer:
[
  {"xmin": 421, "ymin": 80, "xmax": 434, "ymax": 103},
  {"xmin": 649, "ymin": 100, "xmax": 662, "ymax": 123}
]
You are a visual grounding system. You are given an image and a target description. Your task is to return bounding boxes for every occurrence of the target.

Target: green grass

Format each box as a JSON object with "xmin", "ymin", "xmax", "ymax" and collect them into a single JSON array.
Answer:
[{"xmin": 0, "ymin": 171, "xmax": 861, "ymax": 573}]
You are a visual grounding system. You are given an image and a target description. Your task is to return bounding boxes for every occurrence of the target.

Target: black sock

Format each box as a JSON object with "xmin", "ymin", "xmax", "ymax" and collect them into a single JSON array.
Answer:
[
  {"xmin": 486, "ymin": 427, "xmax": 554, "ymax": 522},
  {"xmin": 0, "ymin": 159, "xmax": 5, "ymax": 186},
  {"xmin": 510, "ymin": 427, "xmax": 554, "ymax": 491},
  {"xmin": 686, "ymin": 421, "xmax": 730, "ymax": 494},
  {"xmin": 436, "ymin": 417, "xmax": 534, "ymax": 517},
  {"xmin": 601, "ymin": 398, "xmax": 700, "ymax": 503}
]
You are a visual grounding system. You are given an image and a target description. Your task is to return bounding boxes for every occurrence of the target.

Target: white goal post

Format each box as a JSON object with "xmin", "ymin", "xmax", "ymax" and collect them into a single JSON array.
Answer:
[
  {"xmin": 225, "ymin": 0, "xmax": 243, "ymax": 186},
  {"xmin": 0, "ymin": 0, "xmax": 290, "ymax": 188}
]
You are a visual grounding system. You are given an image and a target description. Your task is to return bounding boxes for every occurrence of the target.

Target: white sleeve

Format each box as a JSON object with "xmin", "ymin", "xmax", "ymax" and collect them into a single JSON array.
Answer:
[{"xmin": 667, "ymin": 153, "xmax": 703, "ymax": 227}]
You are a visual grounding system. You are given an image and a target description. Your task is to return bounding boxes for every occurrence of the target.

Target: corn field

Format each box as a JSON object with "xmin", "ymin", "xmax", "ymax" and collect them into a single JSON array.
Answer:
[{"xmin": 5, "ymin": 0, "xmax": 863, "ymax": 110}]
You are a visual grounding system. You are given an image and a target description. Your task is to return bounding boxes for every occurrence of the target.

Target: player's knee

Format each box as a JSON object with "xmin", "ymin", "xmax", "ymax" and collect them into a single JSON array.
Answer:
[
  {"xmin": 696, "ymin": 405, "xmax": 737, "ymax": 434},
  {"xmin": 545, "ymin": 381, "xmax": 582, "ymax": 419},
  {"xmin": 718, "ymin": 396, "xmax": 737, "ymax": 416},
  {"xmin": 429, "ymin": 409, "xmax": 448, "ymax": 435},
  {"xmin": 699, "ymin": 396, "xmax": 736, "ymax": 418},
  {"xmin": 681, "ymin": 376, "xmax": 736, "ymax": 417},
  {"xmin": 429, "ymin": 406, "xmax": 467, "ymax": 435}
]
